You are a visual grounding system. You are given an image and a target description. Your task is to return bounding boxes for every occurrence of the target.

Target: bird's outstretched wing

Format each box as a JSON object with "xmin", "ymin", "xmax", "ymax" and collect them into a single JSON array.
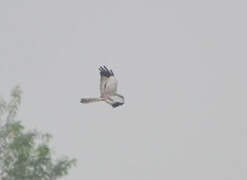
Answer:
[
  {"xmin": 99, "ymin": 66, "xmax": 118, "ymax": 97},
  {"xmin": 80, "ymin": 97, "xmax": 103, "ymax": 104}
]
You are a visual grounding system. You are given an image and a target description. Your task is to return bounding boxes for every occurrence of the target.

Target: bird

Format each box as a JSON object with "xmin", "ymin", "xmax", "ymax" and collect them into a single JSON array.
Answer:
[{"xmin": 80, "ymin": 66, "xmax": 125, "ymax": 108}]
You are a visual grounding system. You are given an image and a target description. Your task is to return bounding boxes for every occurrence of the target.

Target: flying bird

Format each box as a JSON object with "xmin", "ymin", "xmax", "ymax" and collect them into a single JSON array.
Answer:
[{"xmin": 80, "ymin": 66, "xmax": 125, "ymax": 108}]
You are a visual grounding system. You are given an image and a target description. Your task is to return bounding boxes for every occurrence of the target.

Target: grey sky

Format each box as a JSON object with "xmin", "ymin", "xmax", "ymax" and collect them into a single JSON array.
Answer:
[{"xmin": 1, "ymin": 0, "xmax": 247, "ymax": 179}]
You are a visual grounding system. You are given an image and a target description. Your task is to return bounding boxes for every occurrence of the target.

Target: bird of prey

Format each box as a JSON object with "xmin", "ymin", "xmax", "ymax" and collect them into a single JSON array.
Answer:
[{"xmin": 80, "ymin": 66, "xmax": 125, "ymax": 108}]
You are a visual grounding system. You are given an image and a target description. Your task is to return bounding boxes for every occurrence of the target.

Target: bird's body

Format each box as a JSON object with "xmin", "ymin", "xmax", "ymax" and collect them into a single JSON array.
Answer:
[{"xmin": 80, "ymin": 66, "xmax": 124, "ymax": 108}]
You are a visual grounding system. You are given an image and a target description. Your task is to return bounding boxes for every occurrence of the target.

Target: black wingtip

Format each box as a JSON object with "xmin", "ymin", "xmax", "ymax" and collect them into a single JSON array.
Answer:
[
  {"xmin": 110, "ymin": 70, "xmax": 114, "ymax": 76},
  {"xmin": 112, "ymin": 102, "xmax": 124, "ymax": 108},
  {"xmin": 99, "ymin": 65, "xmax": 114, "ymax": 77}
]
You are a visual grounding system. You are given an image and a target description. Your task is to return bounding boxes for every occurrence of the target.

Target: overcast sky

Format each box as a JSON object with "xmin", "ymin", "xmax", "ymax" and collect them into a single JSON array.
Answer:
[{"xmin": 1, "ymin": 0, "xmax": 247, "ymax": 180}]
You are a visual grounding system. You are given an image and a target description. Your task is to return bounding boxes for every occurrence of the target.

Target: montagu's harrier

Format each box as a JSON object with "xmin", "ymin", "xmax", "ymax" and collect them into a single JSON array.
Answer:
[{"xmin": 80, "ymin": 66, "xmax": 124, "ymax": 108}]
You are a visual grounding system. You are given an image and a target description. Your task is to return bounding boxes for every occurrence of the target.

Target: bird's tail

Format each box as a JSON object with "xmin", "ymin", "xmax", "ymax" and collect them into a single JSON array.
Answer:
[{"xmin": 80, "ymin": 97, "xmax": 103, "ymax": 104}]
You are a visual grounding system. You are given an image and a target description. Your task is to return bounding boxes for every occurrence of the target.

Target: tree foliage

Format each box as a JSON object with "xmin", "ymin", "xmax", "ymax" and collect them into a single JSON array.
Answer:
[{"xmin": 0, "ymin": 86, "xmax": 76, "ymax": 180}]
